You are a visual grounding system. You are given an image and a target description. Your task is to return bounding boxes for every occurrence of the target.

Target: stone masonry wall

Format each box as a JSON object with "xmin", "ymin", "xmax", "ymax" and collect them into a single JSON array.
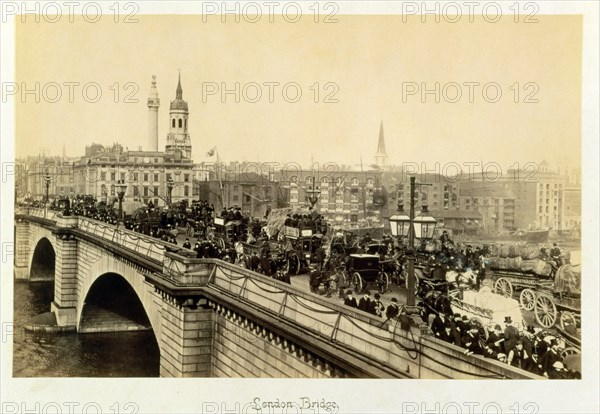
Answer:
[{"xmin": 210, "ymin": 304, "xmax": 345, "ymax": 378}]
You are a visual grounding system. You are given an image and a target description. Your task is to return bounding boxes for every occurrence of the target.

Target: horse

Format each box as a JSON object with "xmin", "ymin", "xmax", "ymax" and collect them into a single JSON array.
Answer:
[{"xmin": 445, "ymin": 269, "xmax": 477, "ymax": 290}]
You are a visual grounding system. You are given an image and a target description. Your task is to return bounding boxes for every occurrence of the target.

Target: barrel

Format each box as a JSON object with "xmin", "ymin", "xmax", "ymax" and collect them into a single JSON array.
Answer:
[
  {"xmin": 499, "ymin": 245, "xmax": 510, "ymax": 258},
  {"xmin": 508, "ymin": 243, "xmax": 521, "ymax": 258},
  {"xmin": 520, "ymin": 243, "xmax": 540, "ymax": 260}
]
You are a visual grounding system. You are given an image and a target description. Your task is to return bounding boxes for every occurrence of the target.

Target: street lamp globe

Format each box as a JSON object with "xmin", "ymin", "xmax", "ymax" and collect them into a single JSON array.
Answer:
[
  {"xmin": 116, "ymin": 180, "xmax": 128, "ymax": 198},
  {"xmin": 413, "ymin": 214, "xmax": 437, "ymax": 240},
  {"xmin": 388, "ymin": 214, "xmax": 410, "ymax": 237}
]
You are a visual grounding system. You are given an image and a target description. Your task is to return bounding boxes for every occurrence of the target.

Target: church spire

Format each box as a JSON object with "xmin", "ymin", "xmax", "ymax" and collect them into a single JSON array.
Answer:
[
  {"xmin": 376, "ymin": 121, "xmax": 386, "ymax": 155},
  {"xmin": 176, "ymin": 70, "xmax": 183, "ymax": 100},
  {"xmin": 375, "ymin": 121, "xmax": 388, "ymax": 169}
]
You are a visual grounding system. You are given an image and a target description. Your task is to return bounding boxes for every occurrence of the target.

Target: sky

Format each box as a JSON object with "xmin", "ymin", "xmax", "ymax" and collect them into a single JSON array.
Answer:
[{"xmin": 15, "ymin": 14, "xmax": 582, "ymax": 172}]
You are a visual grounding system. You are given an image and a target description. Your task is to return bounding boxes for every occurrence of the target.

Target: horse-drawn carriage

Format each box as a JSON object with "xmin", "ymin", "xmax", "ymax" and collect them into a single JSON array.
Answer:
[
  {"xmin": 130, "ymin": 207, "xmax": 160, "ymax": 235},
  {"xmin": 279, "ymin": 226, "xmax": 324, "ymax": 275},
  {"xmin": 340, "ymin": 254, "xmax": 391, "ymax": 294},
  {"xmin": 211, "ymin": 217, "xmax": 247, "ymax": 249}
]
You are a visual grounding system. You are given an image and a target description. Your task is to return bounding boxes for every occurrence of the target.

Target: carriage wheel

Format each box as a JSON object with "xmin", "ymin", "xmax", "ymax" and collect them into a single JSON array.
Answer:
[
  {"xmin": 559, "ymin": 311, "xmax": 578, "ymax": 332},
  {"xmin": 560, "ymin": 346, "xmax": 581, "ymax": 358},
  {"xmin": 286, "ymin": 255, "xmax": 301, "ymax": 275},
  {"xmin": 519, "ymin": 289, "xmax": 536, "ymax": 311},
  {"xmin": 377, "ymin": 271, "xmax": 390, "ymax": 294},
  {"xmin": 352, "ymin": 272, "xmax": 364, "ymax": 294},
  {"xmin": 494, "ymin": 277, "xmax": 513, "ymax": 298},
  {"xmin": 534, "ymin": 294, "xmax": 557, "ymax": 328}
]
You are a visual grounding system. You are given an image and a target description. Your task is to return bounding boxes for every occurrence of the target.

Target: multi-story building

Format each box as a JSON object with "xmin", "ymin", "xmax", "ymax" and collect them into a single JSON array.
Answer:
[
  {"xmin": 271, "ymin": 169, "xmax": 385, "ymax": 227},
  {"xmin": 21, "ymin": 74, "xmax": 197, "ymax": 207},
  {"xmin": 73, "ymin": 143, "xmax": 194, "ymax": 206},
  {"xmin": 17, "ymin": 156, "xmax": 79, "ymax": 200},
  {"xmin": 563, "ymin": 185, "xmax": 581, "ymax": 231},
  {"xmin": 458, "ymin": 160, "xmax": 572, "ymax": 232},
  {"xmin": 195, "ymin": 172, "xmax": 280, "ymax": 219}
]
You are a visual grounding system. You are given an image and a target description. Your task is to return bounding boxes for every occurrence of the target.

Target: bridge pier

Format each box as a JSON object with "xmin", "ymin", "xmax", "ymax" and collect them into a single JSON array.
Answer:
[
  {"xmin": 159, "ymin": 295, "xmax": 214, "ymax": 377},
  {"xmin": 51, "ymin": 217, "xmax": 80, "ymax": 328}
]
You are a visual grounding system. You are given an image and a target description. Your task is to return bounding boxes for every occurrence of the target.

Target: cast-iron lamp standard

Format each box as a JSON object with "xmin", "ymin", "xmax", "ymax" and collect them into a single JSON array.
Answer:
[
  {"xmin": 116, "ymin": 180, "xmax": 128, "ymax": 222},
  {"xmin": 305, "ymin": 176, "xmax": 321, "ymax": 209},
  {"xmin": 388, "ymin": 176, "xmax": 437, "ymax": 308},
  {"xmin": 166, "ymin": 177, "xmax": 175, "ymax": 206},
  {"xmin": 44, "ymin": 173, "xmax": 51, "ymax": 218}
]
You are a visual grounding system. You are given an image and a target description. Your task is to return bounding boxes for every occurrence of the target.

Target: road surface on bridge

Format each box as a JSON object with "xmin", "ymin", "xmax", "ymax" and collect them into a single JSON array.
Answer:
[{"xmin": 172, "ymin": 230, "xmax": 540, "ymax": 328}]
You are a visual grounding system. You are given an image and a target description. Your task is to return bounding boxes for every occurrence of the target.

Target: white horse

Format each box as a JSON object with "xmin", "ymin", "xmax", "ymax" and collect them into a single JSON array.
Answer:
[{"xmin": 446, "ymin": 269, "xmax": 478, "ymax": 289}]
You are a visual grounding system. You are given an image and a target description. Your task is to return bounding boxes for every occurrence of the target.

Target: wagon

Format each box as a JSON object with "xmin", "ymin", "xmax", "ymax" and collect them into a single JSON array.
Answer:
[
  {"xmin": 532, "ymin": 264, "xmax": 581, "ymax": 338},
  {"xmin": 280, "ymin": 226, "xmax": 323, "ymax": 275},
  {"xmin": 491, "ymin": 264, "xmax": 581, "ymax": 335},
  {"xmin": 450, "ymin": 288, "xmax": 526, "ymax": 339},
  {"xmin": 212, "ymin": 217, "xmax": 246, "ymax": 249},
  {"xmin": 345, "ymin": 254, "xmax": 390, "ymax": 294}
]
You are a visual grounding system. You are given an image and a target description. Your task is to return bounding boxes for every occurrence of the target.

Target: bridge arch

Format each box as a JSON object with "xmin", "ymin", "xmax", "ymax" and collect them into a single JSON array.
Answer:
[
  {"xmin": 79, "ymin": 271, "xmax": 159, "ymax": 339},
  {"xmin": 30, "ymin": 237, "xmax": 56, "ymax": 282}
]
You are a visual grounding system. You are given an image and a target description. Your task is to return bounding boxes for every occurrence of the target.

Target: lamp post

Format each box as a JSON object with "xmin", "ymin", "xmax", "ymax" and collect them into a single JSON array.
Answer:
[
  {"xmin": 166, "ymin": 177, "xmax": 175, "ymax": 206},
  {"xmin": 116, "ymin": 179, "xmax": 127, "ymax": 222},
  {"xmin": 388, "ymin": 176, "xmax": 436, "ymax": 308},
  {"xmin": 44, "ymin": 173, "xmax": 51, "ymax": 203},
  {"xmin": 305, "ymin": 176, "xmax": 320, "ymax": 209}
]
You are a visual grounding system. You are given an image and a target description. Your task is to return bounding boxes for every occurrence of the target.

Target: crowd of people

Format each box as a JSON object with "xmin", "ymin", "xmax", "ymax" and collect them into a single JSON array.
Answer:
[
  {"xmin": 430, "ymin": 313, "xmax": 579, "ymax": 379},
  {"xmin": 342, "ymin": 290, "xmax": 401, "ymax": 321},
  {"xmin": 284, "ymin": 213, "xmax": 328, "ymax": 235}
]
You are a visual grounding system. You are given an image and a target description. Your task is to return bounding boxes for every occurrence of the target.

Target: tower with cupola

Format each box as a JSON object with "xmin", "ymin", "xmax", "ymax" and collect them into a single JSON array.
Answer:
[{"xmin": 165, "ymin": 72, "xmax": 191, "ymax": 159}]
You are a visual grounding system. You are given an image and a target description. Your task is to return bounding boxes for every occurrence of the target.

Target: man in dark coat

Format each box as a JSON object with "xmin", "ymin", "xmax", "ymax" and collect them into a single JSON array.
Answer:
[
  {"xmin": 539, "ymin": 340, "xmax": 563, "ymax": 378},
  {"xmin": 385, "ymin": 298, "xmax": 400, "ymax": 320},
  {"xmin": 358, "ymin": 292, "xmax": 373, "ymax": 313},
  {"xmin": 431, "ymin": 313, "xmax": 448, "ymax": 339},
  {"xmin": 507, "ymin": 341, "xmax": 531, "ymax": 371},
  {"xmin": 486, "ymin": 324, "xmax": 506, "ymax": 355},
  {"xmin": 372, "ymin": 293, "xmax": 385, "ymax": 317},
  {"xmin": 503, "ymin": 316, "xmax": 519, "ymax": 354},
  {"xmin": 343, "ymin": 290, "xmax": 358, "ymax": 308}
]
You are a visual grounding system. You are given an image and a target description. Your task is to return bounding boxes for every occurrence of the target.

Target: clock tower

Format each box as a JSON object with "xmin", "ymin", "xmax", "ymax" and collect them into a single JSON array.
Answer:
[{"xmin": 165, "ymin": 71, "xmax": 192, "ymax": 159}]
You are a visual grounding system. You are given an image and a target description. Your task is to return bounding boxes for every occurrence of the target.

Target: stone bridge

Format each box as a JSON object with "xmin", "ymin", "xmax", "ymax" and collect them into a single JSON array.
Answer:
[{"xmin": 14, "ymin": 207, "xmax": 537, "ymax": 379}]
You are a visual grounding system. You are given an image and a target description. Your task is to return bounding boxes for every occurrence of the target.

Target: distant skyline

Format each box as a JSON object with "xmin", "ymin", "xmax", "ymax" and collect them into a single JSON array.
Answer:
[{"xmin": 16, "ymin": 15, "xmax": 582, "ymax": 172}]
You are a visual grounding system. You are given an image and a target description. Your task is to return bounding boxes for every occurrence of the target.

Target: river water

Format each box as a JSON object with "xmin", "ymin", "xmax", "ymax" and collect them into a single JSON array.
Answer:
[{"xmin": 13, "ymin": 281, "xmax": 159, "ymax": 377}]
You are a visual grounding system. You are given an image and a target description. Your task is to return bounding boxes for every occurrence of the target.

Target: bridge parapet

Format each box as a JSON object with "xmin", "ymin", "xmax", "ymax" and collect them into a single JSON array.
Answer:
[
  {"xmin": 16, "ymin": 206, "xmax": 59, "ymax": 222},
  {"xmin": 205, "ymin": 261, "xmax": 539, "ymax": 379},
  {"xmin": 78, "ymin": 218, "xmax": 167, "ymax": 263}
]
